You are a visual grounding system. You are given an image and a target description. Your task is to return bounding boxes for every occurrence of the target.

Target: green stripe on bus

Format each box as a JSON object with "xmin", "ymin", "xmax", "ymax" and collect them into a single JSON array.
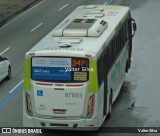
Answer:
[
  {"xmin": 88, "ymin": 60, "xmax": 98, "ymax": 93},
  {"xmin": 24, "ymin": 58, "xmax": 32, "ymax": 90}
]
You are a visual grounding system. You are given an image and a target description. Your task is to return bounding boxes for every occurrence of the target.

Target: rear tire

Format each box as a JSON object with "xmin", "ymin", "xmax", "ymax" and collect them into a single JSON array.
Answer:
[{"xmin": 6, "ymin": 65, "xmax": 11, "ymax": 80}]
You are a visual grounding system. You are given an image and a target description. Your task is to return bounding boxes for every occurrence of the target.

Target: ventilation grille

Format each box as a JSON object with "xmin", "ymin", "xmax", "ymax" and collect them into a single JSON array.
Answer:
[{"xmin": 53, "ymin": 18, "xmax": 108, "ymax": 37}]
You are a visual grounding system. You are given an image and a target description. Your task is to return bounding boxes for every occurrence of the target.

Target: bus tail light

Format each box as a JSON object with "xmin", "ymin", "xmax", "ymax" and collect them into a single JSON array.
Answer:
[
  {"xmin": 26, "ymin": 93, "xmax": 32, "ymax": 114},
  {"xmin": 87, "ymin": 95, "xmax": 95, "ymax": 117}
]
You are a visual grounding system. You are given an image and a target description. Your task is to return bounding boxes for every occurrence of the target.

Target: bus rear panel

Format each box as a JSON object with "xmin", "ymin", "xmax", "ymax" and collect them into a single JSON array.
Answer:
[{"xmin": 23, "ymin": 56, "xmax": 99, "ymax": 129}]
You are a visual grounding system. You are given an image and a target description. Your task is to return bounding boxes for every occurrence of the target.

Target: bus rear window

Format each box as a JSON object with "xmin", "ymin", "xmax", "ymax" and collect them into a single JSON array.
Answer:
[{"xmin": 31, "ymin": 57, "xmax": 89, "ymax": 82}]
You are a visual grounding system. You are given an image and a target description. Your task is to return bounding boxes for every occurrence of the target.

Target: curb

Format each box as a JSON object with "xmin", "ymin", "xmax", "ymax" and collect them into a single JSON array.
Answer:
[{"xmin": 0, "ymin": 0, "xmax": 42, "ymax": 28}]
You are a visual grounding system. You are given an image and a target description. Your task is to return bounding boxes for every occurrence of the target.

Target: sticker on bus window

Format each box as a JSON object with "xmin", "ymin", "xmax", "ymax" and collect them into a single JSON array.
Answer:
[{"xmin": 74, "ymin": 72, "xmax": 87, "ymax": 81}]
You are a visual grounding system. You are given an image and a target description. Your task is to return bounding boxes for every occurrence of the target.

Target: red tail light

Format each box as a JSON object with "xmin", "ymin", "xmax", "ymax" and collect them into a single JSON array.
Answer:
[
  {"xmin": 88, "ymin": 95, "xmax": 95, "ymax": 116},
  {"xmin": 26, "ymin": 92, "xmax": 32, "ymax": 113},
  {"xmin": 66, "ymin": 84, "xmax": 84, "ymax": 87},
  {"xmin": 35, "ymin": 82, "xmax": 52, "ymax": 86}
]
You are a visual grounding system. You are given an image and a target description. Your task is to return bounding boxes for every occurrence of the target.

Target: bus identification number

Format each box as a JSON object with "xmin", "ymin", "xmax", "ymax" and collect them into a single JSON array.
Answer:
[{"xmin": 65, "ymin": 93, "xmax": 83, "ymax": 98}]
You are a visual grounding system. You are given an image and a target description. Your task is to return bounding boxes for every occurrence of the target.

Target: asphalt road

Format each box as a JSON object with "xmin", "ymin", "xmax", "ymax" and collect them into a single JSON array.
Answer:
[{"xmin": 0, "ymin": 0, "xmax": 160, "ymax": 136}]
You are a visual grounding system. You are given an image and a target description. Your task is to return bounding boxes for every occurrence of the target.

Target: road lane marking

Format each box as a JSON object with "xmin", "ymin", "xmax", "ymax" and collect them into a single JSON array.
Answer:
[
  {"xmin": 58, "ymin": 4, "xmax": 69, "ymax": 11},
  {"xmin": 0, "ymin": 81, "xmax": 23, "ymax": 109},
  {"xmin": 0, "ymin": 0, "xmax": 46, "ymax": 30},
  {"xmin": 0, "ymin": 47, "xmax": 10, "ymax": 55},
  {"xmin": 9, "ymin": 80, "xmax": 24, "ymax": 94},
  {"xmin": 30, "ymin": 22, "xmax": 43, "ymax": 32}
]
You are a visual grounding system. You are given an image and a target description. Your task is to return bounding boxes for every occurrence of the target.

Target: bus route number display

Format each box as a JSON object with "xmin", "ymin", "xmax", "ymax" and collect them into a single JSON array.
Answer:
[
  {"xmin": 31, "ymin": 57, "xmax": 88, "ymax": 82},
  {"xmin": 72, "ymin": 59, "xmax": 86, "ymax": 67},
  {"xmin": 72, "ymin": 58, "xmax": 88, "ymax": 81}
]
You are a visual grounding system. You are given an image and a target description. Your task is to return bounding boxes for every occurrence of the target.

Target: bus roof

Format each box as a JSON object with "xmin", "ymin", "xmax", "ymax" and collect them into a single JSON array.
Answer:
[{"xmin": 27, "ymin": 5, "xmax": 130, "ymax": 59}]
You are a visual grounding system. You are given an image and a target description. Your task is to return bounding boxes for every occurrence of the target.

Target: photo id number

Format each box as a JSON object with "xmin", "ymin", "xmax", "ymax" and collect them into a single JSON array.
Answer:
[{"xmin": 65, "ymin": 93, "xmax": 83, "ymax": 98}]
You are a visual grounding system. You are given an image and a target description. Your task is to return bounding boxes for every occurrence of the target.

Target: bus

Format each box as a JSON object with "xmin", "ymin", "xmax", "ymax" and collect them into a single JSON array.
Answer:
[{"xmin": 23, "ymin": 5, "xmax": 136, "ymax": 130}]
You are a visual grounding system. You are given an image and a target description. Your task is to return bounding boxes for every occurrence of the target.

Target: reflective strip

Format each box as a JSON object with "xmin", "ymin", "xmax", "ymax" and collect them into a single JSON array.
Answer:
[
  {"xmin": 88, "ymin": 60, "xmax": 98, "ymax": 93},
  {"xmin": 24, "ymin": 58, "xmax": 32, "ymax": 90}
]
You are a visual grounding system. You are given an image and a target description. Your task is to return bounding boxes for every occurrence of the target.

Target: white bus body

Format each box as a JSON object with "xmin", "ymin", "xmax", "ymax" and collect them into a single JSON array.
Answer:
[{"xmin": 23, "ymin": 5, "xmax": 136, "ymax": 130}]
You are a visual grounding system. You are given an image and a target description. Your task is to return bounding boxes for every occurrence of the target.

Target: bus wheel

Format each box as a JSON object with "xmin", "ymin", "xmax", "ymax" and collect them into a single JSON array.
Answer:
[{"xmin": 107, "ymin": 92, "xmax": 112, "ymax": 119}]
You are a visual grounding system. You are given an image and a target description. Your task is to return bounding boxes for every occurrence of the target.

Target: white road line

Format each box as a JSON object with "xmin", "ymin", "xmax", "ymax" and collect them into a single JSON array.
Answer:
[
  {"xmin": 0, "ymin": 0, "xmax": 46, "ymax": 30},
  {"xmin": 58, "ymin": 4, "xmax": 69, "ymax": 11},
  {"xmin": 0, "ymin": 47, "xmax": 10, "ymax": 55},
  {"xmin": 30, "ymin": 22, "xmax": 43, "ymax": 32},
  {"xmin": 9, "ymin": 80, "xmax": 24, "ymax": 94}
]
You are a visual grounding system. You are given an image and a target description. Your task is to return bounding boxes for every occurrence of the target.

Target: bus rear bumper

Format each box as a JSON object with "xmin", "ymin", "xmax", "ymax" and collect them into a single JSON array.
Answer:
[{"xmin": 23, "ymin": 113, "xmax": 98, "ymax": 130}]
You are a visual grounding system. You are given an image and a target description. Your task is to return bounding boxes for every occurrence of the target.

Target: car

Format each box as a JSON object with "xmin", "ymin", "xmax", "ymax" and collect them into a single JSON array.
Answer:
[{"xmin": 0, "ymin": 56, "xmax": 11, "ymax": 81}]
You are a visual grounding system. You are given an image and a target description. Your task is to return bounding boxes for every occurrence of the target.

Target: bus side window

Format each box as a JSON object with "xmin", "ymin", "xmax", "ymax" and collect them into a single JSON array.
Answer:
[
  {"xmin": 98, "ymin": 56, "xmax": 104, "ymax": 86},
  {"xmin": 111, "ymin": 42, "xmax": 115, "ymax": 62},
  {"xmin": 126, "ymin": 20, "xmax": 129, "ymax": 40},
  {"xmin": 105, "ymin": 48, "xmax": 110, "ymax": 73},
  {"xmin": 108, "ymin": 45, "xmax": 113, "ymax": 68},
  {"xmin": 122, "ymin": 24, "xmax": 125, "ymax": 46}
]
